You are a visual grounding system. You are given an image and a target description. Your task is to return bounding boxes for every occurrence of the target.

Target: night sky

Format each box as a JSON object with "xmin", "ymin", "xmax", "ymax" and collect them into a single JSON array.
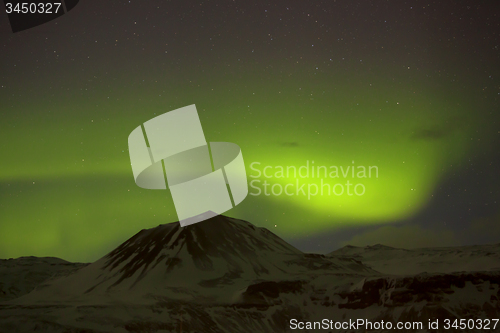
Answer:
[{"xmin": 1, "ymin": 0, "xmax": 499, "ymax": 262}]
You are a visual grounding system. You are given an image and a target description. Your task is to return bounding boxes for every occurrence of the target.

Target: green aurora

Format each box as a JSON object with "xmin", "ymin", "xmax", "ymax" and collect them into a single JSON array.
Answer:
[
  {"xmin": 0, "ymin": 1, "xmax": 498, "ymax": 261},
  {"xmin": 1, "ymin": 74, "xmax": 494, "ymax": 261}
]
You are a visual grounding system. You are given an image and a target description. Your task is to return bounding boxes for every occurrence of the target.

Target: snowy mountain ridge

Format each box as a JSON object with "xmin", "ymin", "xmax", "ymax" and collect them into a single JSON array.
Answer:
[{"xmin": 1, "ymin": 215, "xmax": 500, "ymax": 332}]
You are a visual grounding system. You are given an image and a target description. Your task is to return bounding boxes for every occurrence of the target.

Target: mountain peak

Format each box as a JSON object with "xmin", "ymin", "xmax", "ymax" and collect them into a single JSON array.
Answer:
[
  {"xmin": 97, "ymin": 215, "xmax": 303, "ymax": 291},
  {"xmin": 13, "ymin": 215, "xmax": 373, "ymax": 304}
]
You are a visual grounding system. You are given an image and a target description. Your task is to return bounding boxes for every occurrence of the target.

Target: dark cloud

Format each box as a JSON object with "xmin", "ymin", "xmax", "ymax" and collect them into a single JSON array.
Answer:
[
  {"xmin": 411, "ymin": 116, "xmax": 466, "ymax": 141},
  {"xmin": 411, "ymin": 128, "xmax": 448, "ymax": 140},
  {"xmin": 281, "ymin": 142, "xmax": 299, "ymax": 147}
]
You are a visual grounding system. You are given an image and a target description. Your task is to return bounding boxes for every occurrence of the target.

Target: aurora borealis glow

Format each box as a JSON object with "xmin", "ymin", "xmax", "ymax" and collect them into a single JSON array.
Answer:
[{"xmin": 0, "ymin": 1, "xmax": 499, "ymax": 262}]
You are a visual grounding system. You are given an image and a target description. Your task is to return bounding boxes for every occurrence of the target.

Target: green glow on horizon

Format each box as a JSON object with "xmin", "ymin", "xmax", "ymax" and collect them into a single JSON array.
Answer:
[{"xmin": 0, "ymin": 75, "xmax": 490, "ymax": 261}]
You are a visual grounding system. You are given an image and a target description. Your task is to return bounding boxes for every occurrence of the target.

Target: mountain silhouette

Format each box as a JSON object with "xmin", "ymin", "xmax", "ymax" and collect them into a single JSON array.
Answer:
[
  {"xmin": 4, "ymin": 216, "xmax": 500, "ymax": 332},
  {"xmin": 14, "ymin": 215, "xmax": 371, "ymax": 304}
]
